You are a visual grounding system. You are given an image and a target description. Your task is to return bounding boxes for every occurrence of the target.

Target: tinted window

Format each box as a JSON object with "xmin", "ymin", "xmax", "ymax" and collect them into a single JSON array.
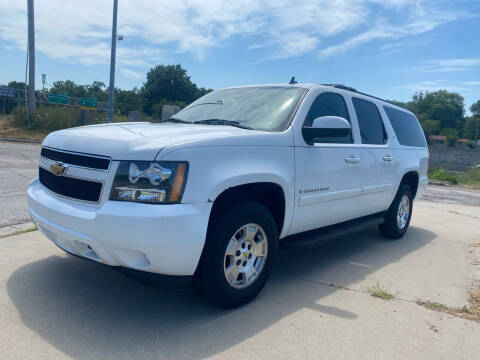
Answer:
[
  {"xmin": 383, "ymin": 106, "xmax": 427, "ymax": 147},
  {"xmin": 352, "ymin": 98, "xmax": 387, "ymax": 145},
  {"xmin": 304, "ymin": 92, "xmax": 352, "ymax": 143}
]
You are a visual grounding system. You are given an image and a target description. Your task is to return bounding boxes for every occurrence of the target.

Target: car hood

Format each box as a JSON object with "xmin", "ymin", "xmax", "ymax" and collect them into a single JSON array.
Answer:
[{"xmin": 42, "ymin": 122, "xmax": 258, "ymax": 160}]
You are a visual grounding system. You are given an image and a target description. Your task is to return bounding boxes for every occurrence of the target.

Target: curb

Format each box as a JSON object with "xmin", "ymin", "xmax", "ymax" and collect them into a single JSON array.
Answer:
[{"xmin": 0, "ymin": 137, "xmax": 42, "ymax": 144}]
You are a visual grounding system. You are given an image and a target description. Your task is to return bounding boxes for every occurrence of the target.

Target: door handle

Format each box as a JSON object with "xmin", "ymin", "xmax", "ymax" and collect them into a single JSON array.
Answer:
[
  {"xmin": 345, "ymin": 156, "xmax": 361, "ymax": 163},
  {"xmin": 383, "ymin": 155, "xmax": 394, "ymax": 162}
]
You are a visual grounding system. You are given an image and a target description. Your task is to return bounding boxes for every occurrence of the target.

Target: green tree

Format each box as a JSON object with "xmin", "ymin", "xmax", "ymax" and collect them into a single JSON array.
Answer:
[
  {"xmin": 421, "ymin": 119, "xmax": 441, "ymax": 139},
  {"xmin": 50, "ymin": 80, "xmax": 88, "ymax": 98},
  {"xmin": 141, "ymin": 64, "xmax": 211, "ymax": 115},
  {"xmin": 86, "ymin": 81, "xmax": 108, "ymax": 102},
  {"xmin": 115, "ymin": 87, "xmax": 141, "ymax": 115},
  {"xmin": 471, "ymin": 100, "xmax": 480, "ymax": 117},
  {"xmin": 405, "ymin": 91, "xmax": 465, "ymax": 130},
  {"xmin": 7, "ymin": 81, "xmax": 26, "ymax": 90}
]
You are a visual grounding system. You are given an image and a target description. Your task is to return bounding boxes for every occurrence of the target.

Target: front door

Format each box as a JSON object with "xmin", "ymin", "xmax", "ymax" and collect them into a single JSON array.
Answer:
[{"xmin": 290, "ymin": 92, "xmax": 364, "ymax": 234}]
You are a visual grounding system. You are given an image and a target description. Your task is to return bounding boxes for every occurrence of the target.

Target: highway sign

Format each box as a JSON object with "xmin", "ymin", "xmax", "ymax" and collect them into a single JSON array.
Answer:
[
  {"xmin": 79, "ymin": 97, "xmax": 98, "ymax": 109},
  {"xmin": 0, "ymin": 86, "xmax": 15, "ymax": 99},
  {"xmin": 48, "ymin": 93, "xmax": 69, "ymax": 104}
]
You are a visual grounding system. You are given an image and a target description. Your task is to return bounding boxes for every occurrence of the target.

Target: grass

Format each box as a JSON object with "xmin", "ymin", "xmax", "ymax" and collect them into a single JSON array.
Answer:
[
  {"xmin": 416, "ymin": 285, "xmax": 480, "ymax": 323},
  {"xmin": 0, "ymin": 108, "xmax": 134, "ymax": 142},
  {"xmin": 0, "ymin": 115, "xmax": 46, "ymax": 141},
  {"xmin": 0, "ymin": 226, "xmax": 37, "ymax": 238},
  {"xmin": 429, "ymin": 167, "xmax": 480, "ymax": 188},
  {"xmin": 416, "ymin": 300, "xmax": 449, "ymax": 311},
  {"xmin": 368, "ymin": 282, "xmax": 394, "ymax": 300}
]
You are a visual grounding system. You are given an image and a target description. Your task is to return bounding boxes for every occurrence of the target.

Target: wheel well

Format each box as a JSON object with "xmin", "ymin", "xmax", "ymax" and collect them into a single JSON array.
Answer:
[
  {"xmin": 400, "ymin": 171, "xmax": 419, "ymax": 197},
  {"xmin": 209, "ymin": 183, "xmax": 286, "ymax": 235}
]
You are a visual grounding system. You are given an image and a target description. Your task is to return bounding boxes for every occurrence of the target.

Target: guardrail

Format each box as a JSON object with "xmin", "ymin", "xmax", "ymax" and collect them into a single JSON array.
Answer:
[{"xmin": 0, "ymin": 86, "xmax": 108, "ymax": 111}]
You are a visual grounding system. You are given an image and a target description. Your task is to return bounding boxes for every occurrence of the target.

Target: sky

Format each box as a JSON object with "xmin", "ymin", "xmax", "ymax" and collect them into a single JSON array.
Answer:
[{"xmin": 0, "ymin": 0, "xmax": 479, "ymax": 111}]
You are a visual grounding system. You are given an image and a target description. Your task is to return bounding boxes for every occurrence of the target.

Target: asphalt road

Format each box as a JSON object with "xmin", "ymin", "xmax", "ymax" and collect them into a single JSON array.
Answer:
[
  {"xmin": 1, "ymin": 140, "xmax": 479, "ymax": 233},
  {"xmin": 1, "ymin": 201, "xmax": 479, "ymax": 359}
]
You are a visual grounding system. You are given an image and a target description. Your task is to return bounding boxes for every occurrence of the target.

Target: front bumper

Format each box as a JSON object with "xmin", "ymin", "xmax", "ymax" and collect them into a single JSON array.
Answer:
[{"xmin": 27, "ymin": 178, "xmax": 212, "ymax": 275}]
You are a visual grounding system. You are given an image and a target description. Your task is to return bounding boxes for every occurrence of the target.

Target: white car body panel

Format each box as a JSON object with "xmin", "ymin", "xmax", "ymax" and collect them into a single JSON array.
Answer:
[{"xmin": 27, "ymin": 83, "xmax": 429, "ymax": 276}]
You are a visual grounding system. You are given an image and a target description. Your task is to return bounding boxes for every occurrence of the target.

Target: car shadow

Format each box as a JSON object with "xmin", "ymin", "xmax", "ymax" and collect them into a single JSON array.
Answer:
[{"xmin": 7, "ymin": 226, "xmax": 436, "ymax": 359}]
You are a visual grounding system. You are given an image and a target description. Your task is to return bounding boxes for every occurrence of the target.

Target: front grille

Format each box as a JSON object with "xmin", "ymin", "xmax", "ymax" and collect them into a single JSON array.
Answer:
[
  {"xmin": 39, "ymin": 167, "xmax": 103, "ymax": 202},
  {"xmin": 41, "ymin": 147, "xmax": 110, "ymax": 171}
]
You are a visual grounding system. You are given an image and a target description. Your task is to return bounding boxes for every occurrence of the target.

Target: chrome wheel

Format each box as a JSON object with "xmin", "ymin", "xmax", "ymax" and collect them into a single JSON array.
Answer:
[
  {"xmin": 223, "ymin": 223, "xmax": 268, "ymax": 289},
  {"xmin": 396, "ymin": 195, "xmax": 410, "ymax": 230}
]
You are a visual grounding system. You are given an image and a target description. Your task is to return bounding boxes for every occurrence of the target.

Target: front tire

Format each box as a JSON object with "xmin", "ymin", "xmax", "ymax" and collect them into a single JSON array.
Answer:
[
  {"xmin": 194, "ymin": 202, "xmax": 278, "ymax": 308},
  {"xmin": 379, "ymin": 184, "xmax": 413, "ymax": 239}
]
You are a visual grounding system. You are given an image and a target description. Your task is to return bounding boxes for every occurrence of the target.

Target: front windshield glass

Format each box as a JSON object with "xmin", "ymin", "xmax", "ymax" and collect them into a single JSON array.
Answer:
[{"xmin": 172, "ymin": 86, "xmax": 307, "ymax": 131}]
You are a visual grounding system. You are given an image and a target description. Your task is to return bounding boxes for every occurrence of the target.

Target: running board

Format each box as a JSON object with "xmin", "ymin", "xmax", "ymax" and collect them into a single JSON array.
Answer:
[{"xmin": 283, "ymin": 213, "xmax": 386, "ymax": 247}]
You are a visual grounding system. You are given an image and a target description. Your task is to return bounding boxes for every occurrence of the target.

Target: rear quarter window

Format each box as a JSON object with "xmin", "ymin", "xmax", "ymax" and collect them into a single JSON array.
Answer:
[{"xmin": 383, "ymin": 106, "xmax": 427, "ymax": 147}]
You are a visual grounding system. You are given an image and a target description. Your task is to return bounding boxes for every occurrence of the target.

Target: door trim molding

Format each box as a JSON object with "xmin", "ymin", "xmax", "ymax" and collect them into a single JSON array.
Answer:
[{"xmin": 299, "ymin": 188, "xmax": 362, "ymax": 206}]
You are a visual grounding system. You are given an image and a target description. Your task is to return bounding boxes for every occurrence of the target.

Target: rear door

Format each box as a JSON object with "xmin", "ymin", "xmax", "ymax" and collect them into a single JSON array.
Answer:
[{"xmin": 351, "ymin": 97, "xmax": 397, "ymax": 214}]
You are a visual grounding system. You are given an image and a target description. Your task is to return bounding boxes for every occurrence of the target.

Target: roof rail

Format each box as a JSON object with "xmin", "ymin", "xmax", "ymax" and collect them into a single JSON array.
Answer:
[{"xmin": 321, "ymin": 83, "xmax": 396, "ymax": 106}]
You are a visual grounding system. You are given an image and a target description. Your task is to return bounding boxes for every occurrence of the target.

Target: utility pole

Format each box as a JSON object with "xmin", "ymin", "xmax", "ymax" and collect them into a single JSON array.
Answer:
[
  {"xmin": 475, "ymin": 120, "xmax": 479, "ymax": 144},
  {"xmin": 107, "ymin": 0, "xmax": 118, "ymax": 123},
  {"xmin": 27, "ymin": 0, "xmax": 35, "ymax": 117},
  {"xmin": 42, "ymin": 73, "xmax": 46, "ymax": 90}
]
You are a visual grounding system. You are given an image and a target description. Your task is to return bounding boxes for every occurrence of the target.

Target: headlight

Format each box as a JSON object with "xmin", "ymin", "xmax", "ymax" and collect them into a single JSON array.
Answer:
[{"xmin": 110, "ymin": 161, "xmax": 188, "ymax": 204}]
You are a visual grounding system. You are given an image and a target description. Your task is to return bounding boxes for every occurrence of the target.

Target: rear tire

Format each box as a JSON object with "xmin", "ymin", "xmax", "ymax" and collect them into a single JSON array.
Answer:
[
  {"xmin": 379, "ymin": 184, "xmax": 413, "ymax": 239},
  {"xmin": 193, "ymin": 201, "xmax": 278, "ymax": 308}
]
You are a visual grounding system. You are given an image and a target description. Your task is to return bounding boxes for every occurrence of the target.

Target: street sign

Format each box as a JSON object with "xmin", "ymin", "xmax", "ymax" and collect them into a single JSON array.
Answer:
[
  {"xmin": 48, "ymin": 93, "xmax": 69, "ymax": 104},
  {"xmin": 79, "ymin": 97, "xmax": 98, "ymax": 110},
  {"xmin": 0, "ymin": 86, "xmax": 15, "ymax": 99}
]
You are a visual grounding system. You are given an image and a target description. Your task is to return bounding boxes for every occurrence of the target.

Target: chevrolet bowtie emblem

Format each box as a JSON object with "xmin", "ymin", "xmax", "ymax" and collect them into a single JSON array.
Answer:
[{"xmin": 50, "ymin": 162, "xmax": 67, "ymax": 176}]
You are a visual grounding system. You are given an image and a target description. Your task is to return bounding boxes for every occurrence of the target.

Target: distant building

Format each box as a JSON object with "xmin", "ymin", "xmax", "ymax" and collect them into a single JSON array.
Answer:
[{"xmin": 428, "ymin": 135, "xmax": 446, "ymax": 144}]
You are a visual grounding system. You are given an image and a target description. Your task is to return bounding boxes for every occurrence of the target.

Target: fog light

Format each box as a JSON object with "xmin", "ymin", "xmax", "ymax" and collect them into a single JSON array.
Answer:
[
  {"xmin": 114, "ymin": 187, "xmax": 166, "ymax": 203},
  {"xmin": 137, "ymin": 189, "xmax": 166, "ymax": 202},
  {"xmin": 116, "ymin": 187, "xmax": 136, "ymax": 200}
]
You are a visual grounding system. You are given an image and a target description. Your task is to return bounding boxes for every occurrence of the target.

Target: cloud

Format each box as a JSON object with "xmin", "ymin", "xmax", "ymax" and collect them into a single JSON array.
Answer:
[
  {"xmin": 318, "ymin": 3, "xmax": 466, "ymax": 59},
  {"xmin": 119, "ymin": 67, "xmax": 145, "ymax": 80},
  {"xmin": 396, "ymin": 79, "xmax": 480, "ymax": 93},
  {"xmin": 419, "ymin": 59, "xmax": 480, "ymax": 73},
  {"xmin": 0, "ymin": 0, "xmax": 474, "ymax": 73}
]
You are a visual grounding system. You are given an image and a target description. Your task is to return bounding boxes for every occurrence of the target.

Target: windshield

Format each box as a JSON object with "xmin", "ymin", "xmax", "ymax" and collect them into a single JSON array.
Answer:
[{"xmin": 171, "ymin": 86, "xmax": 307, "ymax": 131}]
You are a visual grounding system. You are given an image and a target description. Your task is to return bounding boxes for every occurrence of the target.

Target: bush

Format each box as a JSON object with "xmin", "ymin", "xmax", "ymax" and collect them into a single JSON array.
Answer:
[
  {"xmin": 461, "ymin": 167, "xmax": 480, "ymax": 187},
  {"xmin": 445, "ymin": 135, "xmax": 457, "ymax": 147},
  {"xmin": 12, "ymin": 105, "xmax": 107, "ymax": 132},
  {"xmin": 428, "ymin": 168, "xmax": 459, "ymax": 184}
]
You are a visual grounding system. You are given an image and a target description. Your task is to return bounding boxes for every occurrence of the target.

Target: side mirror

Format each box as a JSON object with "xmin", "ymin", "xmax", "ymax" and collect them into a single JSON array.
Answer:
[{"xmin": 302, "ymin": 116, "xmax": 351, "ymax": 144}]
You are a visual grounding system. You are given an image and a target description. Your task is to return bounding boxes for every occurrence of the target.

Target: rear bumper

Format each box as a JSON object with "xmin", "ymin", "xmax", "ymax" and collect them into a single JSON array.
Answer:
[
  {"xmin": 416, "ymin": 176, "xmax": 428, "ymax": 199},
  {"xmin": 27, "ymin": 178, "xmax": 212, "ymax": 275}
]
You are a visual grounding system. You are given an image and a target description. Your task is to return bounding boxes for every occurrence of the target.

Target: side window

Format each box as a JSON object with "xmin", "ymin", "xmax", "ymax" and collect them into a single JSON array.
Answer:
[
  {"xmin": 304, "ymin": 92, "xmax": 352, "ymax": 143},
  {"xmin": 383, "ymin": 106, "xmax": 427, "ymax": 147},
  {"xmin": 352, "ymin": 98, "xmax": 387, "ymax": 145}
]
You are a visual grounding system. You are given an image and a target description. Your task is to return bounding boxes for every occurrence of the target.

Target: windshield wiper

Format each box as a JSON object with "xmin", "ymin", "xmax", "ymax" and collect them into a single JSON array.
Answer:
[
  {"xmin": 162, "ymin": 117, "xmax": 190, "ymax": 124},
  {"xmin": 194, "ymin": 119, "xmax": 253, "ymax": 130}
]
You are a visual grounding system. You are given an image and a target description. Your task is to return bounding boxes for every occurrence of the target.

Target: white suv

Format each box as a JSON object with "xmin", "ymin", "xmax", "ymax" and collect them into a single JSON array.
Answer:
[{"xmin": 27, "ymin": 84, "xmax": 428, "ymax": 307}]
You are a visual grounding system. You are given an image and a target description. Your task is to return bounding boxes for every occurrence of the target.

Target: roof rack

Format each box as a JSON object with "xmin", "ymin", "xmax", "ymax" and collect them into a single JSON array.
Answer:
[{"xmin": 321, "ymin": 84, "xmax": 395, "ymax": 106}]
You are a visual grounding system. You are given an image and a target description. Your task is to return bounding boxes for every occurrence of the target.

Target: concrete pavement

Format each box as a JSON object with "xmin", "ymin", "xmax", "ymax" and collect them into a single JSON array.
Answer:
[
  {"xmin": 1, "ymin": 200, "xmax": 479, "ymax": 359},
  {"xmin": 0, "ymin": 141, "xmax": 39, "ymax": 235}
]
